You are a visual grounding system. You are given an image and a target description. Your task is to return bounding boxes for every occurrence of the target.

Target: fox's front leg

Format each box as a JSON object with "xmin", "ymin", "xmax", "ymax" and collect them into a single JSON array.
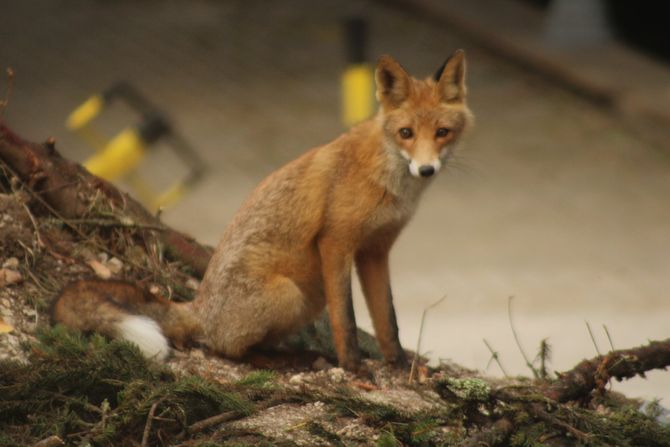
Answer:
[
  {"xmin": 355, "ymin": 249, "xmax": 407, "ymax": 367},
  {"xmin": 319, "ymin": 238, "xmax": 361, "ymax": 371}
]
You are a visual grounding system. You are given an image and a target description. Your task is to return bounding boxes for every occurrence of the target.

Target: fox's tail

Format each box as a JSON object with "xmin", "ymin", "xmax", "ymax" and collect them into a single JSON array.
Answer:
[{"xmin": 51, "ymin": 279, "xmax": 201, "ymax": 361}]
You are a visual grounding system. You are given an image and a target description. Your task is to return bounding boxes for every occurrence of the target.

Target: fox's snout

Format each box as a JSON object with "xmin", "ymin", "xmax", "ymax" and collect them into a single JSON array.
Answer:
[
  {"xmin": 401, "ymin": 149, "xmax": 446, "ymax": 178},
  {"xmin": 408, "ymin": 158, "xmax": 440, "ymax": 178}
]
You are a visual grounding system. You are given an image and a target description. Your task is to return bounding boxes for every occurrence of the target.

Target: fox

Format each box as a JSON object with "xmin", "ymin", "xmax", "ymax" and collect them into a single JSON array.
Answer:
[{"xmin": 53, "ymin": 51, "xmax": 473, "ymax": 371}]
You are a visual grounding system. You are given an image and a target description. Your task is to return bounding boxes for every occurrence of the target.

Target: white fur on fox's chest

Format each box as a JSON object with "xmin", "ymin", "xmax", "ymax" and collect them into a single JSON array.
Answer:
[{"xmin": 363, "ymin": 174, "xmax": 426, "ymax": 236}]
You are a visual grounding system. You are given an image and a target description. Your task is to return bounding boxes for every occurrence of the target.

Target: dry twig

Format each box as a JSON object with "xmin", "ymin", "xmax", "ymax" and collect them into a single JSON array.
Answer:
[
  {"xmin": 585, "ymin": 320, "xmax": 602, "ymax": 356},
  {"xmin": 187, "ymin": 410, "xmax": 241, "ymax": 435},
  {"xmin": 507, "ymin": 296, "xmax": 538, "ymax": 378},
  {"xmin": 603, "ymin": 324, "xmax": 615, "ymax": 351},
  {"xmin": 483, "ymin": 338, "xmax": 509, "ymax": 377},
  {"xmin": 141, "ymin": 402, "xmax": 158, "ymax": 447},
  {"xmin": 0, "ymin": 68, "xmax": 14, "ymax": 118},
  {"xmin": 409, "ymin": 294, "xmax": 447, "ymax": 383}
]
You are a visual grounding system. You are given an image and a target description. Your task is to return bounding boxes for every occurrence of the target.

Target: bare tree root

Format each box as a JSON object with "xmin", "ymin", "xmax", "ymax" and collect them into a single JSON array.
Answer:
[{"xmin": 0, "ymin": 122, "xmax": 213, "ymax": 277}]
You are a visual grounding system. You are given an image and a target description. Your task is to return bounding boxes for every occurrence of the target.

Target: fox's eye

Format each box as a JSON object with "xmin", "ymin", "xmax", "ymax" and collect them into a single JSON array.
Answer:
[
  {"xmin": 399, "ymin": 128, "xmax": 413, "ymax": 139},
  {"xmin": 435, "ymin": 128, "xmax": 450, "ymax": 138}
]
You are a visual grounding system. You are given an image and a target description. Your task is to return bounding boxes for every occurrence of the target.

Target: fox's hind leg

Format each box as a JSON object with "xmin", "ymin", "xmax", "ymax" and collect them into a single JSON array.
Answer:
[{"xmin": 215, "ymin": 275, "xmax": 311, "ymax": 359}]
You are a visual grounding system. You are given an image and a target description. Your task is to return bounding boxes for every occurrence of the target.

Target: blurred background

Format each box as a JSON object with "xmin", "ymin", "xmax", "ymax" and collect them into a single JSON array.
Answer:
[{"xmin": 2, "ymin": 0, "xmax": 669, "ymax": 402}]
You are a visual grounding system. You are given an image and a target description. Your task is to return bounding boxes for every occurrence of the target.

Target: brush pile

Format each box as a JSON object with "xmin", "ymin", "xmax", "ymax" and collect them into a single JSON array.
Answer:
[{"xmin": 1, "ymin": 124, "xmax": 670, "ymax": 446}]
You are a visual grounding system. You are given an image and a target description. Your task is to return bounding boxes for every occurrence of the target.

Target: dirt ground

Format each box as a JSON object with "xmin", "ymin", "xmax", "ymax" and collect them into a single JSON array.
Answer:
[{"xmin": 2, "ymin": 0, "xmax": 669, "ymax": 402}]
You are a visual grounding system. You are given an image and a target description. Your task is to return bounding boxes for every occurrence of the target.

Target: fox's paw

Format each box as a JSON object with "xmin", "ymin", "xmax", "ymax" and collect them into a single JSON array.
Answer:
[
  {"xmin": 338, "ymin": 351, "xmax": 362, "ymax": 374},
  {"xmin": 386, "ymin": 351, "xmax": 410, "ymax": 370}
]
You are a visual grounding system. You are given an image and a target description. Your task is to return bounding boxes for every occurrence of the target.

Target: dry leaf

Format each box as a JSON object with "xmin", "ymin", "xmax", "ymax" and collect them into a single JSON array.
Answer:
[
  {"xmin": 0, "ymin": 318, "xmax": 14, "ymax": 334},
  {"xmin": 351, "ymin": 380, "xmax": 379, "ymax": 391},
  {"xmin": 87, "ymin": 259, "xmax": 112, "ymax": 279}
]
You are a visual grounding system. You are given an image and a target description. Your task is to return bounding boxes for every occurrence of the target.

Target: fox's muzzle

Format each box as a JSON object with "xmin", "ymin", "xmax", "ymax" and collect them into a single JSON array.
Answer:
[
  {"xmin": 418, "ymin": 165, "xmax": 435, "ymax": 177},
  {"xmin": 408, "ymin": 158, "xmax": 442, "ymax": 178}
]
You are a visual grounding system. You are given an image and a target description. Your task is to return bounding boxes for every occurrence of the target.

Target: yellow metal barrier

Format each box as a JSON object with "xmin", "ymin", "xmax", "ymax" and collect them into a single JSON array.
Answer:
[
  {"xmin": 66, "ymin": 95, "xmax": 104, "ymax": 131},
  {"xmin": 341, "ymin": 63, "xmax": 374, "ymax": 127},
  {"xmin": 83, "ymin": 128, "xmax": 146, "ymax": 180},
  {"xmin": 342, "ymin": 18, "xmax": 373, "ymax": 127},
  {"xmin": 65, "ymin": 82, "xmax": 204, "ymax": 211}
]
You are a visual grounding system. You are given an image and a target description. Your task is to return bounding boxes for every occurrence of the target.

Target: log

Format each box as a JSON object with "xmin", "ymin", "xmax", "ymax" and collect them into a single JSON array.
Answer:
[{"xmin": 546, "ymin": 338, "xmax": 670, "ymax": 402}]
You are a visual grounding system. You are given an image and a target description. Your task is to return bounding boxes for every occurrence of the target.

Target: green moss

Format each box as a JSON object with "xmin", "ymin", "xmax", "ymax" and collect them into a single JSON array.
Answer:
[
  {"xmin": 440, "ymin": 377, "xmax": 491, "ymax": 402},
  {"xmin": 0, "ymin": 326, "xmax": 253, "ymax": 446},
  {"xmin": 236, "ymin": 370, "xmax": 277, "ymax": 389},
  {"xmin": 508, "ymin": 422, "xmax": 551, "ymax": 447},
  {"xmin": 2, "ymin": 325, "xmax": 670, "ymax": 447},
  {"xmin": 377, "ymin": 430, "xmax": 399, "ymax": 447},
  {"xmin": 593, "ymin": 406, "xmax": 670, "ymax": 446}
]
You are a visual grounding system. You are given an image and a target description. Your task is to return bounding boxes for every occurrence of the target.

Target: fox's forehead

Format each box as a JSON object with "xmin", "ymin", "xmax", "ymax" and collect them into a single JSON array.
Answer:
[
  {"xmin": 386, "ymin": 78, "xmax": 469, "ymax": 128},
  {"xmin": 388, "ymin": 103, "xmax": 468, "ymax": 130}
]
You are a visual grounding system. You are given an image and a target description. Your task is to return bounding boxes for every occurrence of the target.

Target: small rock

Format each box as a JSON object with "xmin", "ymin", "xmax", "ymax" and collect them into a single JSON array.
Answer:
[
  {"xmin": 0, "ymin": 307, "xmax": 12, "ymax": 319},
  {"xmin": 289, "ymin": 373, "xmax": 305, "ymax": 385},
  {"xmin": 0, "ymin": 268, "xmax": 22, "ymax": 287},
  {"xmin": 329, "ymin": 367, "xmax": 345, "ymax": 383},
  {"xmin": 107, "ymin": 257, "xmax": 123, "ymax": 274},
  {"xmin": 190, "ymin": 349, "xmax": 205, "ymax": 359},
  {"xmin": 2, "ymin": 257, "xmax": 19, "ymax": 269}
]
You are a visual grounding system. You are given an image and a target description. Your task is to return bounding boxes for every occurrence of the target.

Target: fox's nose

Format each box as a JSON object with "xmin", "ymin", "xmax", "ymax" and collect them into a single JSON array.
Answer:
[{"xmin": 418, "ymin": 165, "xmax": 435, "ymax": 177}]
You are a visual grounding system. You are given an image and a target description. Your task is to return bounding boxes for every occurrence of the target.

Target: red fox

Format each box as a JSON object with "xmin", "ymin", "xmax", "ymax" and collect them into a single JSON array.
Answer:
[{"xmin": 53, "ymin": 51, "xmax": 473, "ymax": 371}]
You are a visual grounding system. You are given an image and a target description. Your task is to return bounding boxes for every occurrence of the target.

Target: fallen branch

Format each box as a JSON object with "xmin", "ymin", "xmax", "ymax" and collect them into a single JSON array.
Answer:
[
  {"xmin": 546, "ymin": 337, "xmax": 670, "ymax": 403},
  {"xmin": 187, "ymin": 410, "xmax": 240, "ymax": 434},
  {"xmin": 409, "ymin": 294, "xmax": 447, "ymax": 383}
]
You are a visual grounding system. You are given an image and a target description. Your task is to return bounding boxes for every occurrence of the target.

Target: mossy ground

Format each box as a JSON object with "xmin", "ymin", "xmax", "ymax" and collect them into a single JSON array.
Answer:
[
  {"xmin": 1, "ymin": 325, "xmax": 669, "ymax": 446},
  {"xmin": 1, "ymin": 167, "xmax": 669, "ymax": 446}
]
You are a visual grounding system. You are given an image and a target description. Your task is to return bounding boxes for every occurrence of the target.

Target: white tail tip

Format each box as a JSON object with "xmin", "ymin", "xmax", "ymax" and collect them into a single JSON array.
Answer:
[{"xmin": 117, "ymin": 315, "xmax": 170, "ymax": 361}]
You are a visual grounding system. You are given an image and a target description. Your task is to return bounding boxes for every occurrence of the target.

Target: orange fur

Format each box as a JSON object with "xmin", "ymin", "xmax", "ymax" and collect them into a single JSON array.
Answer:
[
  {"xmin": 52, "ymin": 279, "xmax": 201, "ymax": 349},
  {"xmin": 52, "ymin": 52, "xmax": 473, "ymax": 370}
]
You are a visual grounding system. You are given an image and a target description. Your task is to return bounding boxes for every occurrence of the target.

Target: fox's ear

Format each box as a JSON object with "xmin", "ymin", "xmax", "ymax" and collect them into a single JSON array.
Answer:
[
  {"xmin": 375, "ymin": 55, "xmax": 412, "ymax": 109},
  {"xmin": 435, "ymin": 49, "xmax": 467, "ymax": 103}
]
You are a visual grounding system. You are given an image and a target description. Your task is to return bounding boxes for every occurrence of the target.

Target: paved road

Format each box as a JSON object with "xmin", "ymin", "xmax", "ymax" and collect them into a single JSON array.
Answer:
[{"xmin": 3, "ymin": 0, "xmax": 669, "ymax": 401}]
